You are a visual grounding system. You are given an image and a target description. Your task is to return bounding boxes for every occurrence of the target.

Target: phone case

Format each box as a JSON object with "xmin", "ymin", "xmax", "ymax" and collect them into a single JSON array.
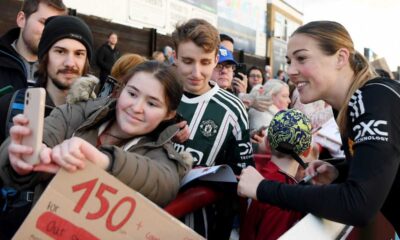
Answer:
[
  {"xmin": 234, "ymin": 63, "xmax": 247, "ymax": 79},
  {"xmin": 22, "ymin": 88, "xmax": 46, "ymax": 165}
]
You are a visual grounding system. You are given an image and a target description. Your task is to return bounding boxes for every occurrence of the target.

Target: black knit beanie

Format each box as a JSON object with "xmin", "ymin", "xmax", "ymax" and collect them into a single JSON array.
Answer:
[{"xmin": 38, "ymin": 15, "xmax": 93, "ymax": 63}]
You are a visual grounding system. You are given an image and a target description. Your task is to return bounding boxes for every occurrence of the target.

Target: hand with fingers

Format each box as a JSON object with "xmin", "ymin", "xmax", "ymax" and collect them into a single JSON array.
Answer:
[
  {"xmin": 304, "ymin": 160, "xmax": 338, "ymax": 185},
  {"xmin": 237, "ymin": 166, "xmax": 265, "ymax": 200},
  {"xmin": 250, "ymin": 128, "xmax": 266, "ymax": 144},
  {"xmin": 8, "ymin": 114, "xmax": 53, "ymax": 175},
  {"xmin": 49, "ymin": 137, "xmax": 110, "ymax": 172},
  {"xmin": 232, "ymin": 72, "xmax": 248, "ymax": 94},
  {"xmin": 172, "ymin": 120, "xmax": 189, "ymax": 144}
]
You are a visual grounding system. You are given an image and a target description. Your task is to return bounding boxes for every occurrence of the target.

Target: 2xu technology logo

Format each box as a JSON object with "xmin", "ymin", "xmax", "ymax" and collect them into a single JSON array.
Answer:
[{"xmin": 353, "ymin": 120, "xmax": 388, "ymax": 143}]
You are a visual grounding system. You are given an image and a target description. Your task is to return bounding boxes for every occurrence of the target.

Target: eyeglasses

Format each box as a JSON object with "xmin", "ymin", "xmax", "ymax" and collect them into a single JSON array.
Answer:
[
  {"xmin": 249, "ymin": 74, "xmax": 262, "ymax": 78},
  {"xmin": 215, "ymin": 63, "xmax": 236, "ymax": 71}
]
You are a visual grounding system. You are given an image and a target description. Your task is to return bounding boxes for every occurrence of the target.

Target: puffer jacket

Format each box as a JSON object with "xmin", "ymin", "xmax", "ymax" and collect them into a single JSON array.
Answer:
[
  {"xmin": 0, "ymin": 28, "xmax": 28, "ymax": 90},
  {"xmin": 0, "ymin": 97, "xmax": 191, "ymax": 207}
]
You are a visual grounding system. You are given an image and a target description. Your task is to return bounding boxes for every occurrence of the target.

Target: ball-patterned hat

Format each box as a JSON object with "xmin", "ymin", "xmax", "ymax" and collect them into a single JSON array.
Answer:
[{"xmin": 268, "ymin": 109, "xmax": 312, "ymax": 155}]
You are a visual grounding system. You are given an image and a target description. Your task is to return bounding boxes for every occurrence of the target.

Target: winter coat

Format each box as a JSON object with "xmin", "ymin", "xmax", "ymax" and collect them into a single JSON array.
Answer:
[
  {"xmin": 240, "ymin": 161, "xmax": 303, "ymax": 240},
  {"xmin": 96, "ymin": 43, "xmax": 120, "ymax": 80},
  {"xmin": 0, "ymin": 97, "xmax": 191, "ymax": 207},
  {"xmin": 0, "ymin": 28, "xmax": 28, "ymax": 90}
]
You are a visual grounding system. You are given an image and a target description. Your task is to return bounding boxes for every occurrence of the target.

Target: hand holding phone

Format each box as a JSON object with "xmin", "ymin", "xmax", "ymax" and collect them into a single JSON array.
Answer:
[
  {"xmin": 234, "ymin": 63, "xmax": 247, "ymax": 80},
  {"xmin": 22, "ymin": 88, "xmax": 46, "ymax": 165},
  {"xmin": 250, "ymin": 126, "xmax": 268, "ymax": 144},
  {"xmin": 173, "ymin": 113, "xmax": 189, "ymax": 143},
  {"xmin": 251, "ymin": 125, "xmax": 268, "ymax": 137}
]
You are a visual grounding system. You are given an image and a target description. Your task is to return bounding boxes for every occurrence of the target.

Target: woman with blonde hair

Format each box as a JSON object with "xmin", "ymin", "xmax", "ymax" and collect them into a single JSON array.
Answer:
[
  {"xmin": 238, "ymin": 21, "xmax": 400, "ymax": 233},
  {"xmin": 248, "ymin": 79, "xmax": 291, "ymax": 153}
]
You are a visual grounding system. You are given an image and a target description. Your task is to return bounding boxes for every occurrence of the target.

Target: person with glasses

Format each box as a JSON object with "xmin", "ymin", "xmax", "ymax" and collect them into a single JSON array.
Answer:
[
  {"xmin": 210, "ymin": 48, "xmax": 269, "ymax": 114},
  {"xmin": 247, "ymin": 66, "xmax": 265, "ymax": 93},
  {"xmin": 211, "ymin": 45, "xmax": 238, "ymax": 92}
]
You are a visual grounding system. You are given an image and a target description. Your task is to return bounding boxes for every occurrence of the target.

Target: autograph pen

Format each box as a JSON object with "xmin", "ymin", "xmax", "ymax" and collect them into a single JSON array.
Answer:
[{"xmin": 298, "ymin": 171, "xmax": 319, "ymax": 185}]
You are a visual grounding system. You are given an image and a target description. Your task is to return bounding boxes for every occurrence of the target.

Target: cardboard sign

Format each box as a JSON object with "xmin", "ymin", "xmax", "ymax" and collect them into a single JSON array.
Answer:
[{"xmin": 13, "ymin": 162, "xmax": 204, "ymax": 240}]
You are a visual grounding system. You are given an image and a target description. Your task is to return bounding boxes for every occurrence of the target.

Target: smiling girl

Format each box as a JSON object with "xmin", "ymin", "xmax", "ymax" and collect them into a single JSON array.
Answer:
[{"xmin": 1, "ymin": 61, "xmax": 191, "ymax": 210}]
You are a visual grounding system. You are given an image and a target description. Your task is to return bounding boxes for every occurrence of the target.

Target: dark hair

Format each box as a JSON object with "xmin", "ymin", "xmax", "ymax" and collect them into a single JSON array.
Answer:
[
  {"xmin": 172, "ymin": 18, "xmax": 220, "ymax": 56},
  {"xmin": 277, "ymin": 69, "xmax": 284, "ymax": 75},
  {"xmin": 36, "ymin": 51, "xmax": 90, "ymax": 87},
  {"xmin": 118, "ymin": 61, "xmax": 183, "ymax": 113},
  {"xmin": 246, "ymin": 66, "xmax": 265, "ymax": 92},
  {"xmin": 292, "ymin": 21, "xmax": 377, "ymax": 135},
  {"xmin": 21, "ymin": 0, "xmax": 67, "ymax": 19},
  {"xmin": 108, "ymin": 32, "xmax": 117, "ymax": 38},
  {"xmin": 220, "ymin": 33, "xmax": 234, "ymax": 44}
]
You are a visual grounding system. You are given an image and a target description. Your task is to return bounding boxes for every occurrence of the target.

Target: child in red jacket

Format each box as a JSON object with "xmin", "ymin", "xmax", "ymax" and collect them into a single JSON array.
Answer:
[{"xmin": 240, "ymin": 109, "xmax": 312, "ymax": 240}]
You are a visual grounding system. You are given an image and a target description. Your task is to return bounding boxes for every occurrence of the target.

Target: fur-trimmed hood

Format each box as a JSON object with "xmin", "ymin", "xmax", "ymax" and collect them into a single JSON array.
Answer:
[{"xmin": 66, "ymin": 74, "xmax": 99, "ymax": 104}]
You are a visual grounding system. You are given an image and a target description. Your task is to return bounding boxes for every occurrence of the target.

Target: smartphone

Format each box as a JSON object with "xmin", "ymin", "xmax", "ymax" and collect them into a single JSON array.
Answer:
[
  {"xmin": 234, "ymin": 63, "xmax": 247, "ymax": 79},
  {"xmin": 175, "ymin": 112, "xmax": 186, "ymax": 123},
  {"xmin": 250, "ymin": 125, "xmax": 268, "ymax": 137},
  {"xmin": 98, "ymin": 75, "xmax": 120, "ymax": 98},
  {"xmin": 22, "ymin": 88, "xmax": 46, "ymax": 165}
]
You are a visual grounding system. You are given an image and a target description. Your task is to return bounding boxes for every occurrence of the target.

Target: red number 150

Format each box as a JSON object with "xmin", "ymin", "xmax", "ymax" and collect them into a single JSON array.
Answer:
[{"xmin": 72, "ymin": 178, "xmax": 136, "ymax": 231}]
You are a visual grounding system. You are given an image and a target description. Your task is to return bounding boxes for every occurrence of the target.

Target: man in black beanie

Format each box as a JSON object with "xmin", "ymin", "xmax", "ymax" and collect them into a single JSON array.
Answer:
[
  {"xmin": 0, "ymin": 15, "xmax": 95, "ymax": 238},
  {"xmin": 35, "ymin": 15, "xmax": 94, "ymax": 100},
  {"xmin": 0, "ymin": 15, "xmax": 94, "ymax": 144}
]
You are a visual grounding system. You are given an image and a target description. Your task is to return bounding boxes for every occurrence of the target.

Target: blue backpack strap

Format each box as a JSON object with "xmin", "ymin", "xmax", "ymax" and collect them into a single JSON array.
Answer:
[
  {"xmin": 5, "ymin": 89, "xmax": 27, "ymax": 139},
  {"xmin": 0, "ymin": 187, "xmax": 33, "ymax": 212},
  {"xmin": 1, "ymin": 187, "xmax": 17, "ymax": 212}
]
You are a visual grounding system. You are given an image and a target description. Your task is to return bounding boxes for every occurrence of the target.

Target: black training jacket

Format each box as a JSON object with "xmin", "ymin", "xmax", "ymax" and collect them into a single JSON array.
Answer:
[{"xmin": 257, "ymin": 77, "xmax": 400, "ymax": 233}]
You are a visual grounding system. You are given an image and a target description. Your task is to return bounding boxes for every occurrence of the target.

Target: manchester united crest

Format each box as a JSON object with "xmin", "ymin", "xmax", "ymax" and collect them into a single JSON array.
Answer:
[{"xmin": 200, "ymin": 120, "xmax": 218, "ymax": 137}]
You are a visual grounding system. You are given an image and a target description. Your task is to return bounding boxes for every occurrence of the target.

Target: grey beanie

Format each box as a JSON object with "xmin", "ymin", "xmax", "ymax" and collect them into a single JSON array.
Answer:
[{"xmin": 38, "ymin": 15, "xmax": 93, "ymax": 63}]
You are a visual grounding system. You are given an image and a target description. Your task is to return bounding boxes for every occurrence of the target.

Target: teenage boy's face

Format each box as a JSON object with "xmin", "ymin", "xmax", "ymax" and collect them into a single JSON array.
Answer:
[{"xmin": 174, "ymin": 41, "xmax": 218, "ymax": 95}]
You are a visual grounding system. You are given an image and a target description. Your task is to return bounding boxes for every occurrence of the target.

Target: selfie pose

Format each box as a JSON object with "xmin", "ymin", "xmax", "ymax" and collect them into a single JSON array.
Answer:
[
  {"xmin": 0, "ymin": 61, "xmax": 191, "ymax": 237},
  {"xmin": 238, "ymin": 21, "xmax": 400, "ymax": 233}
]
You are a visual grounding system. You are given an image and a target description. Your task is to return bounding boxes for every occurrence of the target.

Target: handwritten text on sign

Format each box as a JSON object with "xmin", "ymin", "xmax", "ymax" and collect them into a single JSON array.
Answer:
[
  {"xmin": 13, "ymin": 161, "xmax": 204, "ymax": 240},
  {"xmin": 72, "ymin": 178, "xmax": 136, "ymax": 232}
]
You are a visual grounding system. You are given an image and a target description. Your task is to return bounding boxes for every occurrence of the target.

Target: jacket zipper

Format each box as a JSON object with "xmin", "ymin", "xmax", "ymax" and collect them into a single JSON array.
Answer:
[{"xmin": 0, "ymin": 49, "xmax": 27, "ymax": 79}]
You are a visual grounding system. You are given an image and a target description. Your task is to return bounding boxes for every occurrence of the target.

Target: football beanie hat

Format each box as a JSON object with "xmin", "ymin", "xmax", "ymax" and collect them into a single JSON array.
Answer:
[{"xmin": 268, "ymin": 109, "xmax": 312, "ymax": 155}]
